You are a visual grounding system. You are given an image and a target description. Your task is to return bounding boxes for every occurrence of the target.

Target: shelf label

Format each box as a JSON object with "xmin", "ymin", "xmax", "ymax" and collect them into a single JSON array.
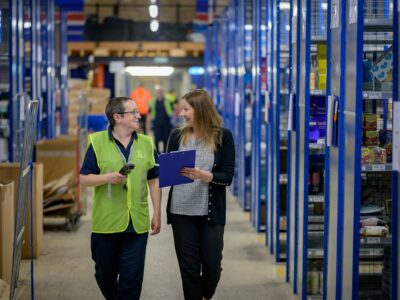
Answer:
[
  {"xmin": 301, "ymin": 7, "xmax": 306, "ymax": 40},
  {"xmin": 363, "ymin": 91, "xmax": 382, "ymax": 99},
  {"xmin": 349, "ymin": 0, "xmax": 357, "ymax": 24},
  {"xmin": 371, "ymin": 164, "xmax": 386, "ymax": 171},
  {"xmin": 292, "ymin": 13, "xmax": 297, "ymax": 43},
  {"xmin": 265, "ymin": 91, "xmax": 270, "ymax": 123},
  {"xmin": 393, "ymin": 102, "xmax": 400, "ymax": 171},
  {"xmin": 234, "ymin": 92, "xmax": 240, "ymax": 117},
  {"xmin": 331, "ymin": 0, "xmax": 340, "ymax": 29},
  {"xmin": 366, "ymin": 237, "xmax": 380, "ymax": 244}
]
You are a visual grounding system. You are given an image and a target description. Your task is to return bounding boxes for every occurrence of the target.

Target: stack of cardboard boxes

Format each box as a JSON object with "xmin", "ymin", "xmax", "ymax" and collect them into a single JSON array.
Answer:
[
  {"xmin": 36, "ymin": 135, "xmax": 80, "ymax": 213},
  {"xmin": 66, "ymin": 79, "xmax": 111, "ymax": 135},
  {"xmin": 0, "ymin": 163, "xmax": 43, "ymax": 263}
]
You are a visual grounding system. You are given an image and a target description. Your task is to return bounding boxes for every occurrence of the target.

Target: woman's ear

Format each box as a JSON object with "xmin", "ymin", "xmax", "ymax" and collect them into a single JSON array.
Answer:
[{"xmin": 113, "ymin": 113, "xmax": 122, "ymax": 124}]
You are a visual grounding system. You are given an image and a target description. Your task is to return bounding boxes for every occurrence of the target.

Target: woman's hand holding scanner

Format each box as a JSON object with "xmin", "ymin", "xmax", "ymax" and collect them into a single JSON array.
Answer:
[
  {"xmin": 180, "ymin": 167, "xmax": 213, "ymax": 183},
  {"xmin": 107, "ymin": 172, "xmax": 126, "ymax": 184}
]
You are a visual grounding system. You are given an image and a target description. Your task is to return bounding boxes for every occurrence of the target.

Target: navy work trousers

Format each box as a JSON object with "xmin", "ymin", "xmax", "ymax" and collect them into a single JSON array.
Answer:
[
  {"xmin": 91, "ymin": 231, "xmax": 148, "ymax": 300},
  {"xmin": 170, "ymin": 214, "xmax": 224, "ymax": 300}
]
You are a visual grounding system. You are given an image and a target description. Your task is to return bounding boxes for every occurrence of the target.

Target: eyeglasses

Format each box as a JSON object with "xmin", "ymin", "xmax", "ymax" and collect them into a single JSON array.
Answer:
[{"xmin": 118, "ymin": 110, "xmax": 140, "ymax": 116}]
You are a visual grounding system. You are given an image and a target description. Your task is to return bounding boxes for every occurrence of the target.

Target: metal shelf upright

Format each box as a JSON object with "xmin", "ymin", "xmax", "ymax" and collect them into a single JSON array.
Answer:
[
  {"xmin": 270, "ymin": 0, "xmax": 291, "ymax": 262},
  {"xmin": 236, "ymin": 0, "xmax": 249, "ymax": 210},
  {"xmin": 394, "ymin": 0, "xmax": 399, "ymax": 296},
  {"xmin": 250, "ymin": 0, "xmax": 264, "ymax": 232},
  {"xmin": 59, "ymin": 8, "xmax": 68, "ymax": 135},
  {"xmin": 265, "ymin": 0, "xmax": 274, "ymax": 246},
  {"xmin": 287, "ymin": 0, "xmax": 301, "ymax": 292}
]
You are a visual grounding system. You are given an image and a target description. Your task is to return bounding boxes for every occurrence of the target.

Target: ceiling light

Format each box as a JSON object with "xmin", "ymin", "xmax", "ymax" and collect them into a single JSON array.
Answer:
[
  {"xmin": 321, "ymin": 3, "xmax": 328, "ymax": 10},
  {"xmin": 125, "ymin": 66, "xmax": 174, "ymax": 77},
  {"xmin": 150, "ymin": 20, "xmax": 159, "ymax": 32},
  {"xmin": 150, "ymin": 0, "xmax": 157, "ymax": 3},
  {"xmin": 149, "ymin": 5, "xmax": 158, "ymax": 18},
  {"xmin": 188, "ymin": 66, "xmax": 205, "ymax": 75},
  {"xmin": 244, "ymin": 24, "xmax": 253, "ymax": 31}
]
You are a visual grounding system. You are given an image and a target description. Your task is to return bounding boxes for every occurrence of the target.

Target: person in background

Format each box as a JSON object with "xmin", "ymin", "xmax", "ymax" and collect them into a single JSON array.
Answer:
[
  {"xmin": 165, "ymin": 89, "xmax": 178, "ymax": 106},
  {"xmin": 80, "ymin": 97, "xmax": 161, "ymax": 300},
  {"xmin": 130, "ymin": 83, "xmax": 152, "ymax": 134},
  {"xmin": 149, "ymin": 88, "xmax": 173, "ymax": 153},
  {"xmin": 165, "ymin": 89, "xmax": 235, "ymax": 300}
]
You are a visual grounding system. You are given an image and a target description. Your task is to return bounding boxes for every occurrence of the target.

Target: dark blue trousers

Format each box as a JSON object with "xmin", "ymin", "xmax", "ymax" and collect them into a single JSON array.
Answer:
[{"xmin": 91, "ymin": 231, "xmax": 148, "ymax": 300}]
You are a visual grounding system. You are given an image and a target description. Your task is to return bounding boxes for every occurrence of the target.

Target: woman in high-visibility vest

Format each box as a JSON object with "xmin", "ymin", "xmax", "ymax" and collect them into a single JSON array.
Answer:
[{"xmin": 80, "ymin": 97, "xmax": 161, "ymax": 300}]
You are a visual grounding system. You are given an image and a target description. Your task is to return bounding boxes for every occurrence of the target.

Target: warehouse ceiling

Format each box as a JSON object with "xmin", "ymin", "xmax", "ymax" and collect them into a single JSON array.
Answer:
[{"xmin": 84, "ymin": 0, "xmax": 230, "ymax": 23}]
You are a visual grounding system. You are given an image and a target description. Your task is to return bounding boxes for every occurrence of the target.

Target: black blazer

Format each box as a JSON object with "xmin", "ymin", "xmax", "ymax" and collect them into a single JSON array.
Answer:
[{"xmin": 166, "ymin": 128, "xmax": 235, "ymax": 225}]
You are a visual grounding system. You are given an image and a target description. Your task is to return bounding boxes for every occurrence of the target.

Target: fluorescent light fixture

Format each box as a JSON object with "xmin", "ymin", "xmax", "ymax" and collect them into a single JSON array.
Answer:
[
  {"xmin": 268, "ymin": 21, "xmax": 272, "ymax": 30},
  {"xmin": 149, "ymin": 5, "xmax": 158, "ymax": 18},
  {"xmin": 279, "ymin": 2, "xmax": 291, "ymax": 10},
  {"xmin": 150, "ymin": 0, "xmax": 157, "ymax": 3},
  {"xmin": 188, "ymin": 66, "xmax": 205, "ymax": 75},
  {"xmin": 150, "ymin": 20, "xmax": 159, "ymax": 32},
  {"xmin": 125, "ymin": 66, "xmax": 174, "ymax": 77},
  {"xmin": 244, "ymin": 24, "xmax": 253, "ymax": 31},
  {"xmin": 285, "ymin": 24, "xmax": 290, "ymax": 31},
  {"xmin": 24, "ymin": 21, "xmax": 31, "ymax": 29},
  {"xmin": 261, "ymin": 24, "xmax": 267, "ymax": 31},
  {"xmin": 321, "ymin": 3, "xmax": 328, "ymax": 10}
]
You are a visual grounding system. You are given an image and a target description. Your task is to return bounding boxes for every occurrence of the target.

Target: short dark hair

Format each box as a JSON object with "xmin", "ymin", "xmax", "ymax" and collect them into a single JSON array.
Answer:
[{"xmin": 105, "ymin": 97, "xmax": 131, "ymax": 129}]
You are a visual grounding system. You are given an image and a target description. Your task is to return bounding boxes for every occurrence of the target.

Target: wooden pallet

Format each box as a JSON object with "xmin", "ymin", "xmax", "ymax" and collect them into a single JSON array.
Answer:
[{"xmin": 67, "ymin": 41, "xmax": 204, "ymax": 58}]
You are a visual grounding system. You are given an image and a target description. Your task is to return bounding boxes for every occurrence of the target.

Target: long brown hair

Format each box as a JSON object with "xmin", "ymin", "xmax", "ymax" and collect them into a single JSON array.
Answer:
[{"xmin": 179, "ymin": 89, "xmax": 223, "ymax": 151}]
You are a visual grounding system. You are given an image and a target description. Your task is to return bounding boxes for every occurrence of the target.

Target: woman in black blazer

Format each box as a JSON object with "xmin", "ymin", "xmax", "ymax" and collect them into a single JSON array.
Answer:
[{"xmin": 166, "ymin": 89, "xmax": 235, "ymax": 300}]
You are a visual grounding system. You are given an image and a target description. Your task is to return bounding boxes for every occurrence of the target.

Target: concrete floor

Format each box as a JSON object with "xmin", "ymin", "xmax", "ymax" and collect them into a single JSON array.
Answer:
[{"xmin": 18, "ymin": 190, "xmax": 298, "ymax": 300}]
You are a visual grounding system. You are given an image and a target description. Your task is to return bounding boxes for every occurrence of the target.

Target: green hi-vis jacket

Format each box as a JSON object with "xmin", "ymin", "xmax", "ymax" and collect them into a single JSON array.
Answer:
[
  {"xmin": 89, "ymin": 131, "xmax": 155, "ymax": 234},
  {"xmin": 149, "ymin": 98, "xmax": 173, "ymax": 118}
]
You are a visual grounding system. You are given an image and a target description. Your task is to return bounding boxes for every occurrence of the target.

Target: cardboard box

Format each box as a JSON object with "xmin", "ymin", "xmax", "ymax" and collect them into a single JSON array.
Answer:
[
  {"xmin": 68, "ymin": 79, "xmax": 88, "ymax": 90},
  {"xmin": 0, "ymin": 164, "xmax": 43, "ymax": 259},
  {"xmin": 36, "ymin": 136, "xmax": 78, "ymax": 185},
  {"xmin": 0, "ymin": 181, "xmax": 14, "ymax": 284}
]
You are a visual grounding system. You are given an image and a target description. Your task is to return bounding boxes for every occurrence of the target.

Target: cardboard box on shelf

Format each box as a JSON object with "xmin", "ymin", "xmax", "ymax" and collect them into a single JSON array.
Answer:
[
  {"xmin": 89, "ymin": 103, "xmax": 106, "ymax": 114},
  {"xmin": 36, "ymin": 136, "xmax": 78, "ymax": 185},
  {"xmin": 68, "ymin": 79, "xmax": 88, "ymax": 90},
  {"xmin": 88, "ymin": 88, "xmax": 111, "ymax": 99},
  {"xmin": 0, "ymin": 164, "xmax": 43, "ymax": 259},
  {"xmin": 0, "ymin": 181, "xmax": 14, "ymax": 284}
]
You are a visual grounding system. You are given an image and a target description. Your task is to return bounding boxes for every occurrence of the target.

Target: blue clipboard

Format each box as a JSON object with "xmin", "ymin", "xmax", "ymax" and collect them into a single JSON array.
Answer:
[{"xmin": 159, "ymin": 150, "xmax": 196, "ymax": 188}]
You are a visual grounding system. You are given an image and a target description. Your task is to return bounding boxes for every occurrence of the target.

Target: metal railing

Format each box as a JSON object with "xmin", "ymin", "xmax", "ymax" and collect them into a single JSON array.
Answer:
[{"xmin": 10, "ymin": 100, "xmax": 39, "ymax": 300}]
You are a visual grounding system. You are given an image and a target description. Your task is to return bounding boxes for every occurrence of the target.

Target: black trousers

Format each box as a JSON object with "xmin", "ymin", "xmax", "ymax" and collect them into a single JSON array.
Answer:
[
  {"xmin": 91, "ymin": 231, "xmax": 148, "ymax": 300},
  {"xmin": 153, "ymin": 123, "xmax": 171, "ymax": 153},
  {"xmin": 139, "ymin": 114, "xmax": 147, "ymax": 134},
  {"xmin": 170, "ymin": 214, "xmax": 224, "ymax": 300}
]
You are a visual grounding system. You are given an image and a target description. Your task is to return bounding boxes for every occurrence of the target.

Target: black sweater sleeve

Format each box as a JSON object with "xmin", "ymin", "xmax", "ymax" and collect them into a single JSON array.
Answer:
[{"xmin": 210, "ymin": 129, "xmax": 235, "ymax": 186}]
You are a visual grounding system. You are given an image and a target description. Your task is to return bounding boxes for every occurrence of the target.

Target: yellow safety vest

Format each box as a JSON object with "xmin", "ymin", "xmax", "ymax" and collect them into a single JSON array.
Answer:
[{"xmin": 89, "ymin": 131, "xmax": 155, "ymax": 234}]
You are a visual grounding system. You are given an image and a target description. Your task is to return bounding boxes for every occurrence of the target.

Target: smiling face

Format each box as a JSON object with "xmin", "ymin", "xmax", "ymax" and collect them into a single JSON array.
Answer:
[
  {"xmin": 179, "ymin": 98, "xmax": 196, "ymax": 128},
  {"xmin": 114, "ymin": 100, "xmax": 141, "ymax": 131}
]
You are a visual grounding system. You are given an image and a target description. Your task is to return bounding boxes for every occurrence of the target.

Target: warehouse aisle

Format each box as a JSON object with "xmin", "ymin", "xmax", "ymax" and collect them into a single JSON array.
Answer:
[{"xmin": 19, "ymin": 190, "xmax": 297, "ymax": 300}]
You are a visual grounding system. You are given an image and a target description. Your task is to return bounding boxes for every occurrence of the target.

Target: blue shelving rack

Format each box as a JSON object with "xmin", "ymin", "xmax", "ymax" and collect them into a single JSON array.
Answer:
[
  {"xmin": 394, "ymin": 0, "xmax": 399, "ymax": 296},
  {"xmin": 269, "ymin": 0, "xmax": 291, "ymax": 263},
  {"xmin": 394, "ymin": 0, "xmax": 399, "ymax": 295},
  {"xmin": 236, "ymin": 0, "xmax": 248, "ymax": 210},
  {"xmin": 8, "ymin": 0, "xmax": 26, "ymax": 162},
  {"xmin": 59, "ymin": 8, "xmax": 68, "ymax": 134},
  {"xmin": 325, "ymin": 0, "xmax": 398, "ymax": 299},
  {"xmin": 43, "ymin": 0, "xmax": 56, "ymax": 139}
]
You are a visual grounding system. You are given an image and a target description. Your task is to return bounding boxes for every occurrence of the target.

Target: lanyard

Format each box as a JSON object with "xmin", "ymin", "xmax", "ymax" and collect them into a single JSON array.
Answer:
[
  {"xmin": 114, "ymin": 138, "xmax": 134, "ymax": 165},
  {"xmin": 114, "ymin": 138, "xmax": 134, "ymax": 191}
]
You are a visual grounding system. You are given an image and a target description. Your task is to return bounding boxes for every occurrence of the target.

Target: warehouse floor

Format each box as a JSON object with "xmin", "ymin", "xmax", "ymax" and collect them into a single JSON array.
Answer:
[{"xmin": 19, "ymin": 190, "xmax": 297, "ymax": 300}]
